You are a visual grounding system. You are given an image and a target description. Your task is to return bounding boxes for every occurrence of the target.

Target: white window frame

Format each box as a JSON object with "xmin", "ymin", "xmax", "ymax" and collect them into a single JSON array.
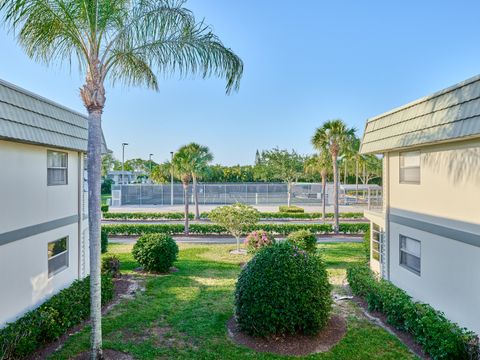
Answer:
[
  {"xmin": 47, "ymin": 150, "xmax": 68, "ymax": 186},
  {"xmin": 48, "ymin": 236, "xmax": 69, "ymax": 277},
  {"xmin": 371, "ymin": 223, "xmax": 383, "ymax": 262},
  {"xmin": 399, "ymin": 235, "xmax": 421, "ymax": 275},
  {"xmin": 399, "ymin": 151, "xmax": 421, "ymax": 184}
]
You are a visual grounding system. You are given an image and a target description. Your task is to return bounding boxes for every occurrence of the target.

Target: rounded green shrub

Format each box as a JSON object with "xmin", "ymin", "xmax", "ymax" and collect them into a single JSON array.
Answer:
[
  {"xmin": 132, "ymin": 234, "xmax": 179, "ymax": 273},
  {"xmin": 235, "ymin": 242, "xmax": 332, "ymax": 337},
  {"xmin": 286, "ymin": 230, "xmax": 317, "ymax": 254},
  {"xmin": 102, "ymin": 254, "xmax": 121, "ymax": 277},
  {"xmin": 244, "ymin": 230, "xmax": 275, "ymax": 253}
]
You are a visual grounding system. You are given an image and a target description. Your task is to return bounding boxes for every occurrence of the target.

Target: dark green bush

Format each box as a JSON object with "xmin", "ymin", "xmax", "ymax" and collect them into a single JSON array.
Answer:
[
  {"xmin": 102, "ymin": 222, "xmax": 368, "ymax": 237},
  {"xmin": 132, "ymin": 234, "xmax": 179, "ymax": 273},
  {"xmin": 244, "ymin": 230, "xmax": 276, "ymax": 254},
  {"xmin": 102, "ymin": 254, "xmax": 121, "ymax": 277},
  {"xmin": 278, "ymin": 205, "xmax": 304, "ymax": 213},
  {"xmin": 235, "ymin": 242, "xmax": 332, "ymax": 337},
  {"xmin": 101, "ymin": 228, "xmax": 109, "ymax": 254},
  {"xmin": 102, "ymin": 211, "xmax": 365, "ymax": 220},
  {"xmin": 286, "ymin": 230, "xmax": 317, "ymax": 254},
  {"xmin": 101, "ymin": 204, "xmax": 109, "ymax": 213},
  {"xmin": 0, "ymin": 276, "xmax": 114, "ymax": 359},
  {"xmin": 347, "ymin": 264, "xmax": 479, "ymax": 360}
]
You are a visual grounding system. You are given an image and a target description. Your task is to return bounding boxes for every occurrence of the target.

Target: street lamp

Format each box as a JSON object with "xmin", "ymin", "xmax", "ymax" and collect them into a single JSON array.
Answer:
[
  {"xmin": 149, "ymin": 153, "xmax": 154, "ymax": 183},
  {"xmin": 170, "ymin": 151, "xmax": 174, "ymax": 205},
  {"xmin": 121, "ymin": 142, "xmax": 128, "ymax": 184}
]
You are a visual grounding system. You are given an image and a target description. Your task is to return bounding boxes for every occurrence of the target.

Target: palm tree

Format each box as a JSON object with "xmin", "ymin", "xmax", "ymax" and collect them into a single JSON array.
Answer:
[
  {"xmin": 312, "ymin": 120, "xmax": 355, "ymax": 233},
  {"xmin": 305, "ymin": 152, "xmax": 331, "ymax": 221},
  {"xmin": 171, "ymin": 145, "xmax": 197, "ymax": 235},
  {"xmin": 1, "ymin": 1, "xmax": 243, "ymax": 357},
  {"xmin": 185, "ymin": 143, "xmax": 213, "ymax": 220}
]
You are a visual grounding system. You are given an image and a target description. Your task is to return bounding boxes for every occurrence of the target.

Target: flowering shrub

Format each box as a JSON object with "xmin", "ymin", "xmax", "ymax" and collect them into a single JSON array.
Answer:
[
  {"xmin": 244, "ymin": 230, "xmax": 275, "ymax": 253},
  {"xmin": 235, "ymin": 242, "xmax": 332, "ymax": 337}
]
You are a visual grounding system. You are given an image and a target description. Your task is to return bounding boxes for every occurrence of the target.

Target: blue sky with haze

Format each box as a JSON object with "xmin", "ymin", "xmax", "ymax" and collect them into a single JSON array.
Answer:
[{"xmin": 1, "ymin": 0, "xmax": 480, "ymax": 165}]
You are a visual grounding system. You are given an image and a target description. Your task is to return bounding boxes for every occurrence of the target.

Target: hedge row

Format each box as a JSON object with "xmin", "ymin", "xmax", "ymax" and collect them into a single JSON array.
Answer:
[
  {"xmin": 0, "ymin": 276, "xmax": 114, "ymax": 359},
  {"xmin": 102, "ymin": 222, "xmax": 369, "ymax": 236},
  {"xmin": 347, "ymin": 264, "xmax": 479, "ymax": 360},
  {"xmin": 102, "ymin": 211, "xmax": 365, "ymax": 220}
]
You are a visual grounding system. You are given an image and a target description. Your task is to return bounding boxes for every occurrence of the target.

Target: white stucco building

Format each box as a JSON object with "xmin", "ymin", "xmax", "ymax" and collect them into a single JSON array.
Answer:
[
  {"xmin": 361, "ymin": 74, "xmax": 480, "ymax": 335},
  {"xmin": 0, "ymin": 79, "xmax": 106, "ymax": 327}
]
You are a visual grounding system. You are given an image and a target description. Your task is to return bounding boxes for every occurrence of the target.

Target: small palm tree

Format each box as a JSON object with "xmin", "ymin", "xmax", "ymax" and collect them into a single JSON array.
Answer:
[
  {"xmin": 304, "ymin": 152, "xmax": 331, "ymax": 221},
  {"xmin": 1, "ymin": 1, "xmax": 243, "ymax": 357},
  {"xmin": 312, "ymin": 120, "xmax": 356, "ymax": 233},
  {"xmin": 185, "ymin": 143, "xmax": 213, "ymax": 220},
  {"xmin": 172, "ymin": 145, "xmax": 197, "ymax": 234}
]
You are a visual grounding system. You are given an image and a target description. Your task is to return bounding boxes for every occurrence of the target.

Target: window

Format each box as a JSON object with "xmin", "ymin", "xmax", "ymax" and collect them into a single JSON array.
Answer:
[
  {"xmin": 399, "ymin": 151, "xmax": 420, "ymax": 184},
  {"xmin": 400, "ymin": 235, "xmax": 421, "ymax": 275},
  {"xmin": 47, "ymin": 150, "xmax": 68, "ymax": 185},
  {"xmin": 48, "ymin": 237, "xmax": 69, "ymax": 277},
  {"xmin": 371, "ymin": 224, "xmax": 383, "ymax": 261}
]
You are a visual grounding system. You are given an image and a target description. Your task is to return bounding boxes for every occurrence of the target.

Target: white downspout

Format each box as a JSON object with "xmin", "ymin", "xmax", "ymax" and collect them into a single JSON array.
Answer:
[
  {"xmin": 77, "ymin": 152, "xmax": 82, "ymax": 279},
  {"xmin": 384, "ymin": 153, "xmax": 391, "ymax": 281}
]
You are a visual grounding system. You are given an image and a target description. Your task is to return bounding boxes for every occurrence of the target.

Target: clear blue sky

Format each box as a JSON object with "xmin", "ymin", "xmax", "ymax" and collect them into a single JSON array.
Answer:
[{"xmin": 1, "ymin": 0, "xmax": 480, "ymax": 165}]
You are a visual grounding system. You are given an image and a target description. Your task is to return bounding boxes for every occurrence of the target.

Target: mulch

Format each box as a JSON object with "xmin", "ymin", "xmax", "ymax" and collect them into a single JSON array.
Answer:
[
  {"xmin": 227, "ymin": 315, "xmax": 347, "ymax": 356},
  {"xmin": 26, "ymin": 276, "xmax": 138, "ymax": 360},
  {"xmin": 352, "ymin": 296, "xmax": 431, "ymax": 360}
]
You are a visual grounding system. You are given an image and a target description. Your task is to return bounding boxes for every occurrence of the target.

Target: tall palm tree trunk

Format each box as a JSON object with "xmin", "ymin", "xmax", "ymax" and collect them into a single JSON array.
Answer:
[
  {"xmin": 355, "ymin": 160, "xmax": 359, "ymax": 203},
  {"xmin": 332, "ymin": 153, "xmax": 339, "ymax": 234},
  {"xmin": 193, "ymin": 176, "xmax": 200, "ymax": 220},
  {"xmin": 183, "ymin": 183, "xmax": 189, "ymax": 235},
  {"xmin": 321, "ymin": 170, "xmax": 327, "ymax": 222},
  {"xmin": 86, "ymin": 108, "xmax": 103, "ymax": 359}
]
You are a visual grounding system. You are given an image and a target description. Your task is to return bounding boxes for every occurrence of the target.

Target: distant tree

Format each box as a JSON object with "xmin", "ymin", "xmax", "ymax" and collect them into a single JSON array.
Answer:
[
  {"xmin": 312, "ymin": 120, "xmax": 356, "ymax": 233},
  {"xmin": 171, "ymin": 145, "xmax": 197, "ymax": 234},
  {"xmin": 255, "ymin": 148, "xmax": 304, "ymax": 206},
  {"xmin": 101, "ymin": 152, "xmax": 120, "ymax": 177},
  {"xmin": 185, "ymin": 143, "xmax": 213, "ymax": 220},
  {"xmin": 359, "ymin": 154, "xmax": 382, "ymax": 185},
  {"xmin": 209, "ymin": 203, "xmax": 260, "ymax": 254},
  {"xmin": 151, "ymin": 162, "xmax": 174, "ymax": 184}
]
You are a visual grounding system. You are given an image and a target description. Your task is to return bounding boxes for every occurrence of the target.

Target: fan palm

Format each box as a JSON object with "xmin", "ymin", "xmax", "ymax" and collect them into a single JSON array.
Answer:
[
  {"xmin": 304, "ymin": 152, "xmax": 331, "ymax": 221},
  {"xmin": 185, "ymin": 143, "xmax": 213, "ymax": 220},
  {"xmin": 1, "ymin": 0, "xmax": 243, "ymax": 357},
  {"xmin": 171, "ymin": 145, "xmax": 197, "ymax": 235},
  {"xmin": 312, "ymin": 120, "xmax": 356, "ymax": 233}
]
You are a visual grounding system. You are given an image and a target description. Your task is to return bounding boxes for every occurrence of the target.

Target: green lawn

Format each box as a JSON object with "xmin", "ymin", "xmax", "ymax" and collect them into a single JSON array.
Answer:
[{"xmin": 50, "ymin": 243, "xmax": 417, "ymax": 360}]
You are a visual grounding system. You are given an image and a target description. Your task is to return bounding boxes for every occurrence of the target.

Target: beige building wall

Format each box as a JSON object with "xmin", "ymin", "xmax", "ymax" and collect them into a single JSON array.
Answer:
[
  {"xmin": 0, "ymin": 140, "xmax": 89, "ymax": 326},
  {"xmin": 385, "ymin": 138, "xmax": 480, "ymax": 335}
]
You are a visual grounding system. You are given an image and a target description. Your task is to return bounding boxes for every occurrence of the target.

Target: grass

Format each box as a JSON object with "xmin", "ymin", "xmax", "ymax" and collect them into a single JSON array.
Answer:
[
  {"xmin": 50, "ymin": 242, "xmax": 417, "ymax": 360},
  {"xmin": 101, "ymin": 194, "xmax": 112, "ymax": 205}
]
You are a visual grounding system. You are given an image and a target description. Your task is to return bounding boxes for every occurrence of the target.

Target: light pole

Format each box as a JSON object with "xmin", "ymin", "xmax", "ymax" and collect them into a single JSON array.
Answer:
[
  {"xmin": 121, "ymin": 142, "xmax": 128, "ymax": 184},
  {"xmin": 170, "ymin": 151, "xmax": 174, "ymax": 205},
  {"xmin": 149, "ymin": 153, "xmax": 154, "ymax": 183}
]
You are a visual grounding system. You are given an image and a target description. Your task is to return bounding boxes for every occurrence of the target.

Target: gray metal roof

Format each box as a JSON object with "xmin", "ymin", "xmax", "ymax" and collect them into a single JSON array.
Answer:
[
  {"xmin": 0, "ymin": 78, "xmax": 107, "ymax": 152},
  {"xmin": 360, "ymin": 74, "xmax": 480, "ymax": 154}
]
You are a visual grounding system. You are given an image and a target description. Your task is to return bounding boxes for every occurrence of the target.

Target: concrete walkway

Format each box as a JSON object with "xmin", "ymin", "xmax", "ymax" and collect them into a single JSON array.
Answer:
[{"xmin": 110, "ymin": 235, "xmax": 363, "ymax": 245}]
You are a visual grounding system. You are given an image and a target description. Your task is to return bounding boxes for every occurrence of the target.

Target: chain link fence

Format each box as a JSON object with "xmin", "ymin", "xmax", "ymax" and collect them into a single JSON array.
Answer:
[{"xmin": 112, "ymin": 182, "xmax": 382, "ymax": 207}]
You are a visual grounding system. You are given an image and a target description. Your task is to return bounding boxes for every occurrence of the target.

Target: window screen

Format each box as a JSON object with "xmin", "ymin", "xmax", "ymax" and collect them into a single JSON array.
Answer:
[
  {"xmin": 48, "ymin": 237, "xmax": 69, "ymax": 276},
  {"xmin": 47, "ymin": 150, "xmax": 68, "ymax": 185},
  {"xmin": 399, "ymin": 151, "xmax": 420, "ymax": 184},
  {"xmin": 400, "ymin": 235, "xmax": 421, "ymax": 275}
]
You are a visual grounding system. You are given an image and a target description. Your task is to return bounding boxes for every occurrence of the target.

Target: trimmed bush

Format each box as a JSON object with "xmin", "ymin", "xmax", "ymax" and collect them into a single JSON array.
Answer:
[
  {"xmin": 278, "ymin": 205, "xmax": 304, "ymax": 213},
  {"xmin": 102, "ymin": 211, "xmax": 365, "ymax": 220},
  {"xmin": 101, "ymin": 228, "xmax": 109, "ymax": 254},
  {"xmin": 0, "ymin": 276, "xmax": 114, "ymax": 359},
  {"xmin": 235, "ymin": 242, "xmax": 332, "ymax": 337},
  {"xmin": 102, "ymin": 222, "xmax": 369, "ymax": 237},
  {"xmin": 244, "ymin": 230, "xmax": 275, "ymax": 254},
  {"xmin": 132, "ymin": 234, "xmax": 179, "ymax": 273},
  {"xmin": 347, "ymin": 264, "xmax": 480, "ymax": 360},
  {"xmin": 102, "ymin": 254, "xmax": 121, "ymax": 277},
  {"xmin": 101, "ymin": 204, "xmax": 109, "ymax": 213},
  {"xmin": 286, "ymin": 230, "xmax": 317, "ymax": 254}
]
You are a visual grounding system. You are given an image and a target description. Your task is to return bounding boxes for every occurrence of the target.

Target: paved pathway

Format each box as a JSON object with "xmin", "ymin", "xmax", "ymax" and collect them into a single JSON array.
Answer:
[{"xmin": 110, "ymin": 235, "xmax": 363, "ymax": 245}]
